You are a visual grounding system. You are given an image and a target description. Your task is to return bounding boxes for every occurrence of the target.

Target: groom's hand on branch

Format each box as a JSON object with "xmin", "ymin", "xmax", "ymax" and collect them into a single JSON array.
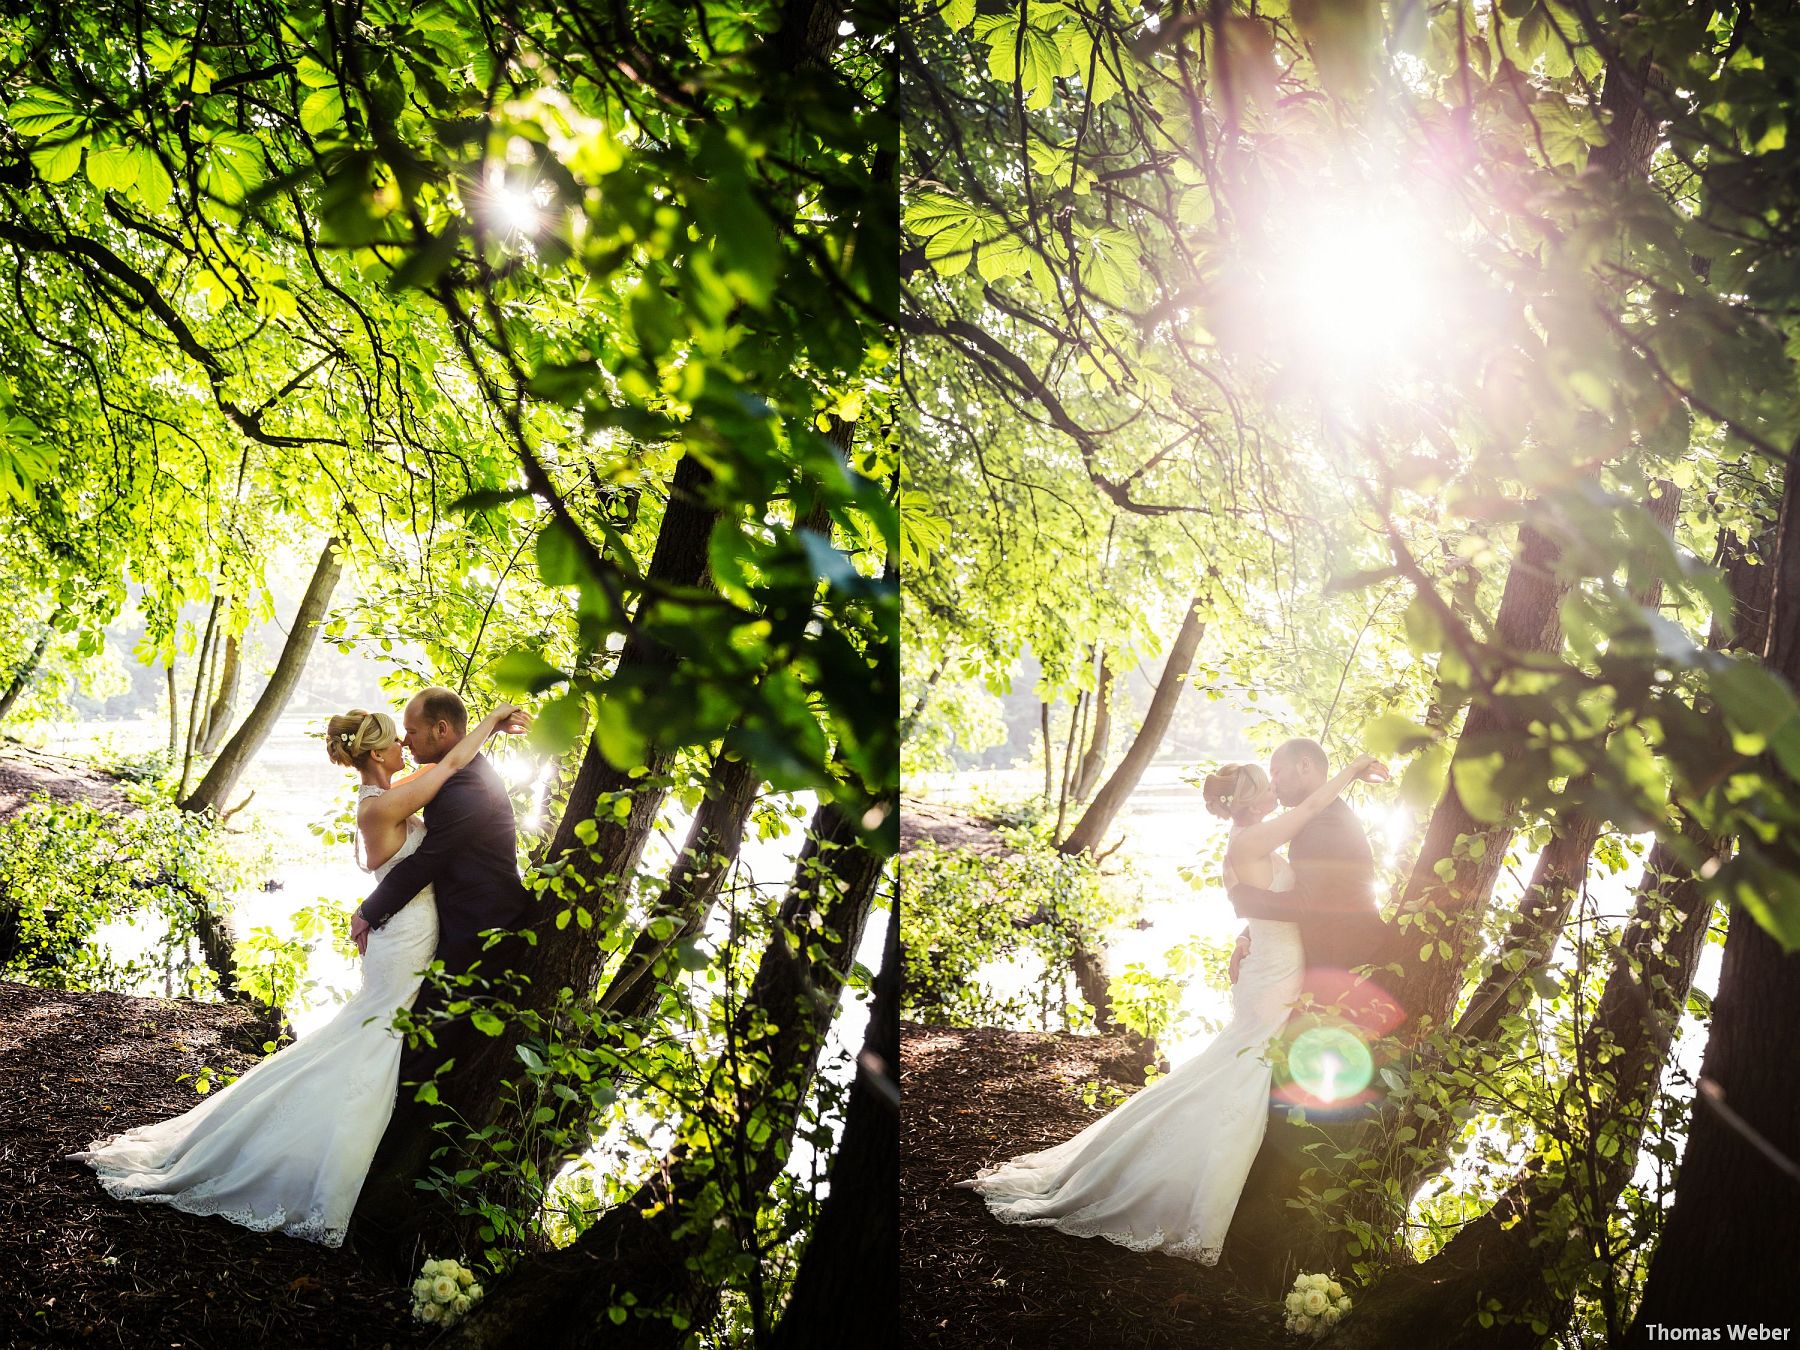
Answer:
[
  {"xmin": 350, "ymin": 911, "xmax": 371, "ymax": 956},
  {"xmin": 1353, "ymin": 754, "xmax": 1391, "ymax": 784}
]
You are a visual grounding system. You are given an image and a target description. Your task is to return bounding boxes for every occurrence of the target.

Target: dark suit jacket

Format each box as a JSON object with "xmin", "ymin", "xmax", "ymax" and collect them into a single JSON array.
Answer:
[
  {"xmin": 1228, "ymin": 798, "xmax": 1384, "ymax": 970},
  {"xmin": 357, "ymin": 754, "xmax": 532, "ymax": 973}
]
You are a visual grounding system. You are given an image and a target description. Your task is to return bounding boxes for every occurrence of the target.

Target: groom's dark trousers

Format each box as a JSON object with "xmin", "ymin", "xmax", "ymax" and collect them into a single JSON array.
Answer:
[
  {"xmin": 356, "ymin": 753, "xmax": 534, "ymax": 1164},
  {"xmin": 1222, "ymin": 798, "xmax": 1390, "ymax": 1290}
]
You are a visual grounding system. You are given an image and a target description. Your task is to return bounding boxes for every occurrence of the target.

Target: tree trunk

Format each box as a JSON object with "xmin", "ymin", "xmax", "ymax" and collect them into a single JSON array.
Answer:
[
  {"xmin": 180, "ymin": 538, "xmax": 343, "ymax": 814},
  {"xmin": 347, "ymin": 456, "xmax": 719, "ymax": 1270},
  {"xmin": 165, "ymin": 658, "xmax": 178, "ymax": 756},
  {"xmin": 1623, "ymin": 458, "xmax": 1800, "ymax": 1338},
  {"xmin": 1450, "ymin": 481, "xmax": 1682, "ymax": 1050},
  {"xmin": 1052, "ymin": 687, "xmax": 1084, "ymax": 838},
  {"xmin": 198, "ymin": 632, "xmax": 242, "ymax": 756},
  {"xmin": 767, "ymin": 896, "xmax": 898, "ymax": 1350},
  {"xmin": 442, "ymin": 794, "xmax": 892, "ymax": 1350},
  {"xmin": 1381, "ymin": 517, "xmax": 1573, "ymax": 1032},
  {"xmin": 1070, "ymin": 651, "xmax": 1114, "ymax": 803},
  {"xmin": 179, "ymin": 594, "xmax": 223, "ymax": 798},
  {"xmin": 1055, "ymin": 598, "xmax": 1205, "ymax": 1035},
  {"xmin": 1058, "ymin": 599, "xmax": 1205, "ymax": 857},
  {"xmin": 1337, "ymin": 814, "xmax": 1721, "ymax": 1348},
  {"xmin": 1622, "ymin": 906, "xmax": 1800, "ymax": 1339},
  {"xmin": 529, "ymin": 450, "xmax": 720, "ymax": 1003},
  {"xmin": 596, "ymin": 746, "xmax": 762, "ymax": 1023},
  {"xmin": 1039, "ymin": 701, "xmax": 1053, "ymax": 805},
  {"xmin": 0, "ymin": 604, "xmax": 64, "ymax": 724}
]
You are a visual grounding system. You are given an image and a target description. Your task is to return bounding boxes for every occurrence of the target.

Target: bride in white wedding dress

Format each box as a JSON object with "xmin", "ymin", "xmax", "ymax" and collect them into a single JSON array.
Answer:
[
  {"xmin": 64, "ymin": 701, "xmax": 528, "ymax": 1247},
  {"xmin": 958, "ymin": 753, "xmax": 1385, "ymax": 1264}
]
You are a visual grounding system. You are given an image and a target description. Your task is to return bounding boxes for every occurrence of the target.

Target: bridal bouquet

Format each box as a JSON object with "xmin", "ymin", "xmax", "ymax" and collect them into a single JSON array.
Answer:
[
  {"xmin": 1283, "ymin": 1271, "xmax": 1352, "ymax": 1338},
  {"xmin": 410, "ymin": 1256, "xmax": 485, "ymax": 1328}
]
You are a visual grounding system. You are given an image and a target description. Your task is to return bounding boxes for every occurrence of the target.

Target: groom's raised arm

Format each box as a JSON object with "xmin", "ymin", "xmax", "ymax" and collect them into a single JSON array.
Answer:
[{"xmin": 357, "ymin": 777, "xmax": 479, "ymax": 930}]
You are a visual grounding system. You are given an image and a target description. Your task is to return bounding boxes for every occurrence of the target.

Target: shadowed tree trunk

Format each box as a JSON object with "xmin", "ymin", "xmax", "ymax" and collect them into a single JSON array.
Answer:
[
  {"xmin": 596, "ymin": 745, "xmax": 762, "ymax": 1023},
  {"xmin": 442, "ymin": 794, "xmax": 892, "ymax": 1350},
  {"xmin": 1623, "ymin": 465, "xmax": 1800, "ymax": 1339},
  {"xmin": 1451, "ymin": 481, "xmax": 1682, "ymax": 1050},
  {"xmin": 180, "ymin": 538, "xmax": 342, "ymax": 815},
  {"xmin": 1337, "ymin": 813, "xmax": 1721, "ymax": 1348},
  {"xmin": 1379, "ymin": 516, "xmax": 1574, "ymax": 1033},
  {"xmin": 768, "ymin": 895, "xmax": 898, "ymax": 1350},
  {"xmin": 0, "ymin": 602, "xmax": 64, "ymax": 724}
]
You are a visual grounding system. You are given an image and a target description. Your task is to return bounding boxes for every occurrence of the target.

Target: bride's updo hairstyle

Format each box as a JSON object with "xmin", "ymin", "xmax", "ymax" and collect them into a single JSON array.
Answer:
[
  {"xmin": 1203, "ymin": 762, "xmax": 1270, "ymax": 820},
  {"xmin": 325, "ymin": 710, "xmax": 398, "ymax": 769}
]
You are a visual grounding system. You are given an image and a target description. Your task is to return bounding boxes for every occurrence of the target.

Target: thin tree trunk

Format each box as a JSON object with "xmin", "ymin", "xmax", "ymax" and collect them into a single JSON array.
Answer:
[
  {"xmin": 179, "ymin": 595, "xmax": 223, "ymax": 798},
  {"xmin": 198, "ymin": 632, "xmax": 242, "ymax": 755},
  {"xmin": 1054, "ymin": 598, "xmax": 1206, "ymax": 1035},
  {"xmin": 442, "ymin": 794, "xmax": 892, "ymax": 1350},
  {"xmin": 595, "ymin": 746, "xmax": 762, "ymax": 1024},
  {"xmin": 1052, "ymin": 687, "xmax": 1084, "ymax": 839},
  {"xmin": 180, "ymin": 539, "xmax": 343, "ymax": 814},
  {"xmin": 1381, "ymin": 517, "xmax": 1573, "ymax": 1032},
  {"xmin": 1070, "ymin": 650, "xmax": 1114, "ymax": 803},
  {"xmin": 0, "ymin": 603, "xmax": 65, "ymax": 724},
  {"xmin": 1059, "ymin": 599, "xmax": 1205, "ymax": 856},
  {"xmin": 768, "ymin": 896, "xmax": 898, "ymax": 1350},
  {"xmin": 1039, "ymin": 701, "xmax": 1053, "ymax": 805},
  {"xmin": 164, "ymin": 658, "xmax": 178, "ymax": 756},
  {"xmin": 901, "ymin": 652, "xmax": 950, "ymax": 741}
]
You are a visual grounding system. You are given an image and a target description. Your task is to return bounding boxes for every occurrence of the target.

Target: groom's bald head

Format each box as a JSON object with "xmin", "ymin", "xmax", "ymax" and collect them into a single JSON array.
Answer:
[
  {"xmin": 404, "ymin": 686, "xmax": 467, "ymax": 763},
  {"xmin": 1270, "ymin": 737, "xmax": 1329, "ymax": 805}
]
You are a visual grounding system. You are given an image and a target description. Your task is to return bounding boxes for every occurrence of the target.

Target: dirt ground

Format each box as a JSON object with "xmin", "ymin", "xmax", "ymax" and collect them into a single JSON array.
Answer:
[
  {"xmin": 901, "ymin": 1020, "xmax": 1293, "ymax": 1350},
  {"xmin": 0, "ymin": 741, "xmax": 134, "ymax": 824},
  {"xmin": 0, "ymin": 979, "xmax": 426, "ymax": 1348}
]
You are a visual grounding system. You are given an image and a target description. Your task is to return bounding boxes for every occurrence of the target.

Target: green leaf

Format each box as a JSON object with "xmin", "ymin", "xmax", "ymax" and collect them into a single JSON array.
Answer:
[
  {"xmin": 301, "ymin": 86, "xmax": 347, "ymax": 138},
  {"xmin": 471, "ymin": 1010, "xmax": 506, "ymax": 1036},
  {"xmin": 1450, "ymin": 752, "xmax": 1507, "ymax": 825},
  {"xmin": 6, "ymin": 88, "xmax": 80, "ymax": 137},
  {"xmin": 31, "ymin": 133, "xmax": 86, "ymax": 183},
  {"xmin": 85, "ymin": 144, "xmax": 138, "ymax": 194},
  {"xmin": 939, "ymin": 0, "xmax": 976, "ymax": 32},
  {"xmin": 491, "ymin": 647, "xmax": 567, "ymax": 696}
]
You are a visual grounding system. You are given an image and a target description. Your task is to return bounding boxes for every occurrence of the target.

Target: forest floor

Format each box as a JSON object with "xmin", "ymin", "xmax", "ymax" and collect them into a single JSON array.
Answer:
[
  {"xmin": 902, "ymin": 1020, "xmax": 1292, "ymax": 1350},
  {"xmin": 0, "ymin": 740, "xmax": 133, "ymax": 823},
  {"xmin": 899, "ymin": 795, "xmax": 1018, "ymax": 856},
  {"xmin": 0, "ymin": 980, "xmax": 425, "ymax": 1348}
]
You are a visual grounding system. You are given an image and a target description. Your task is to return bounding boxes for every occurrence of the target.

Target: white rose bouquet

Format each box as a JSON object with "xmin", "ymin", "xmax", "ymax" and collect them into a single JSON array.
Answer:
[
  {"xmin": 1282, "ymin": 1271, "xmax": 1352, "ymax": 1338},
  {"xmin": 410, "ymin": 1256, "xmax": 485, "ymax": 1329}
]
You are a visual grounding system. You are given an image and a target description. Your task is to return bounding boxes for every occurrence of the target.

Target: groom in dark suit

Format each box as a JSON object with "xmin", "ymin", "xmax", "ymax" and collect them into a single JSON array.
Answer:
[
  {"xmin": 350, "ymin": 686, "xmax": 534, "ymax": 1156},
  {"xmin": 1220, "ymin": 737, "xmax": 1395, "ymax": 1288}
]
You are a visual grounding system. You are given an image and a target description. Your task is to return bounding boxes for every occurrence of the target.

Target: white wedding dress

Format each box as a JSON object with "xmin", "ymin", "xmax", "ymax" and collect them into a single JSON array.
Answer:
[
  {"xmin": 65, "ymin": 785, "xmax": 439, "ymax": 1247},
  {"xmin": 960, "ymin": 841, "xmax": 1304, "ymax": 1264}
]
